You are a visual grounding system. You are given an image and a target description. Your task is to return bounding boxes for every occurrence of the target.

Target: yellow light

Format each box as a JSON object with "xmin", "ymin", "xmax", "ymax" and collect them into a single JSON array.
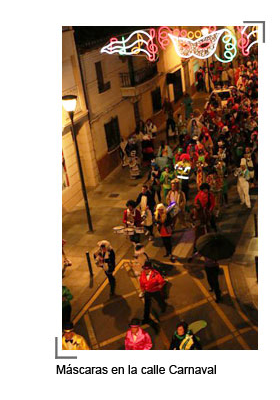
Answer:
[
  {"xmin": 62, "ymin": 95, "xmax": 77, "ymax": 112},
  {"xmin": 201, "ymin": 27, "xmax": 209, "ymax": 36}
]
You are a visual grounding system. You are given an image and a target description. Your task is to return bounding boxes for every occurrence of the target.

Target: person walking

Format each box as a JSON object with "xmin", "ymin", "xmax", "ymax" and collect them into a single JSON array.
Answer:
[
  {"xmin": 62, "ymin": 322, "xmax": 90, "ymax": 350},
  {"xmin": 154, "ymin": 203, "xmax": 175, "ymax": 262},
  {"xmin": 194, "ymin": 183, "xmax": 217, "ymax": 232},
  {"xmin": 182, "ymin": 93, "xmax": 193, "ymax": 121},
  {"xmin": 62, "ymin": 285, "xmax": 73, "ymax": 328},
  {"xmin": 169, "ymin": 321, "xmax": 202, "ymax": 350},
  {"xmin": 166, "ymin": 178, "xmax": 187, "ymax": 228},
  {"xmin": 123, "ymin": 200, "xmax": 143, "ymax": 243},
  {"xmin": 93, "ymin": 240, "xmax": 116, "ymax": 297},
  {"xmin": 140, "ymin": 261, "xmax": 167, "ymax": 323},
  {"xmin": 235, "ymin": 158, "xmax": 251, "ymax": 208},
  {"xmin": 125, "ymin": 318, "xmax": 152, "ymax": 350},
  {"xmin": 135, "ymin": 184, "xmax": 155, "ymax": 213},
  {"xmin": 146, "ymin": 161, "xmax": 161, "ymax": 203},
  {"xmin": 160, "ymin": 165, "xmax": 175, "ymax": 204},
  {"xmin": 204, "ymin": 258, "xmax": 222, "ymax": 303}
]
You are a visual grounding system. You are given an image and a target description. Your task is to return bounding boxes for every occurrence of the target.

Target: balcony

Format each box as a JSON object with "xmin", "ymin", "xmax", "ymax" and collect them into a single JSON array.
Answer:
[{"xmin": 119, "ymin": 64, "xmax": 160, "ymax": 97}]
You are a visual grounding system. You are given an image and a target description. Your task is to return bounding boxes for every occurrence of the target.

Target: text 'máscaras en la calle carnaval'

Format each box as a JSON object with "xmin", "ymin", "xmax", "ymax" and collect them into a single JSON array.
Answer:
[{"xmin": 56, "ymin": 364, "xmax": 217, "ymax": 375}]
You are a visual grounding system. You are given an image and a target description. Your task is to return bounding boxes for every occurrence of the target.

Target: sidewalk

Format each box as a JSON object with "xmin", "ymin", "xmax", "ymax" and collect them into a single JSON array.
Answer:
[
  {"xmin": 228, "ymin": 200, "xmax": 258, "ymax": 321},
  {"xmin": 62, "ymin": 91, "xmax": 209, "ymax": 319}
]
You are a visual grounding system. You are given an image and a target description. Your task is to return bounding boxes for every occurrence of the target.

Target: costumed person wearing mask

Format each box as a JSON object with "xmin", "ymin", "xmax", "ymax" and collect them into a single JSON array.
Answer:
[
  {"xmin": 93, "ymin": 240, "xmax": 116, "ymax": 297},
  {"xmin": 169, "ymin": 321, "xmax": 202, "ymax": 350},
  {"xmin": 123, "ymin": 200, "xmax": 143, "ymax": 243},
  {"xmin": 125, "ymin": 318, "xmax": 152, "ymax": 350},
  {"xmin": 166, "ymin": 178, "xmax": 187, "ymax": 229},
  {"xmin": 154, "ymin": 203, "xmax": 175, "ymax": 262},
  {"xmin": 140, "ymin": 261, "xmax": 167, "ymax": 324},
  {"xmin": 128, "ymin": 149, "xmax": 141, "ymax": 179},
  {"xmin": 174, "ymin": 153, "xmax": 192, "ymax": 207},
  {"xmin": 146, "ymin": 161, "xmax": 161, "ymax": 203},
  {"xmin": 160, "ymin": 165, "xmax": 175, "ymax": 204},
  {"xmin": 131, "ymin": 243, "xmax": 150, "ymax": 297},
  {"xmin": 235, "ymin": 158, "xmax": 251, "ymax": 209},
  {"xmin": 244, "ymin": 146, "xmax": 255, "ymax": 188},
  {"xmin": 62, "ymin": 322, "xmax": 90, "ymax": 350}
]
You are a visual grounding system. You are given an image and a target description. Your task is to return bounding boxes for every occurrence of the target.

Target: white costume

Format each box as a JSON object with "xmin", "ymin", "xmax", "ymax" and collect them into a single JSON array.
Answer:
[{"xmin": 236, "ymin": 158, "xmax": 251, "ymax": 208}]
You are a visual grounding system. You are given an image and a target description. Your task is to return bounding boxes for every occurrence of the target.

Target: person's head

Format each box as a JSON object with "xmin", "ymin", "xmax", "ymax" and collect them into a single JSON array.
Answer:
[
  {"xmin": 200, "ymin": 183, "xmax": 210, "ymax": 193},
  {"xmin": 164, "ymin": 165, "xmax": 170, "ymax": 173},
  {"xmin": 156, "ymin": 203, "xmax": 166, "ymax": 216},
  {"xmin": 97, "ymin": 240, "xmax": 112, "ymax": 253},
  {"xmin": 126, "ymin": 200, "xmax": 136, "ymax": 211},
  {"xmin": 142, "ymin": 261, "xmax": 153, "ymax": 275},
  {"xmin": 129, "ymin": 318, "xmax": 141, "ymax": 335},
  {"xmin": 176, "ymin": 321, "xmax": 188, "ymax": 336},
  {"xmin": 63, "ymin": 322, "xmax": 75, "ymax": 340},
  {"xmin": 245, "ymin": 147, "xmax": 251, "ymax": 154},
  {"xmin": 142, "ymin": 185, "xmax": 148, "ymax": 194}
]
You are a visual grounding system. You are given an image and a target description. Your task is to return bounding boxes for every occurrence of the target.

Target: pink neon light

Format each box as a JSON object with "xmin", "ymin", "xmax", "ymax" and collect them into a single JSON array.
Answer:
[
  {"xmin": 146, "ymin": 28, "xmax": 158, "ymax": 62},
  {"xmin": 158, "ymin": 26, "xmax": 172, "ymax": 50},
  {"xmin": 208, "ymin": 26, "xmax": 217, "ymax": 33},
  {"xmin": 109, "ymin": 37, "xmax": 118, "ymax": 51},
  {"xmin": 237, "ymin": 26, "xmax": 250, "ymax": 56},
  {"xmin": 180, "ymin": 29, "xmax": 187, "ymax": 38}
]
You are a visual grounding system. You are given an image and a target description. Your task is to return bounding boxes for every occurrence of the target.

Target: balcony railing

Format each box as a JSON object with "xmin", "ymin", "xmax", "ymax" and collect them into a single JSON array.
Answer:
[{"xmin": 120, "ymin": 64, "xmax": 158, "ymax": 87}]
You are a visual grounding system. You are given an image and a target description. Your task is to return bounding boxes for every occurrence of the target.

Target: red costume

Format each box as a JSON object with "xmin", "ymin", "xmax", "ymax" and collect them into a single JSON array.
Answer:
[
  {"xmin": 140, "ymin": 269, "xmax": 165, "ymax": 293},
  {"xmin": 194, "ymin": 191, "xmax": 215, "ymax": 212},
  {"xmin": 123, "ymin": 209, "xmax": 142, "ymax": 227}
]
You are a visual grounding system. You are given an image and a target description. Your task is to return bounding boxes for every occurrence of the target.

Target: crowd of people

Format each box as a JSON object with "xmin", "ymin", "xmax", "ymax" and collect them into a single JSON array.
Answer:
[{"xmin": 62, "ymin": 55, "xmax": 258, "ymax": 350}]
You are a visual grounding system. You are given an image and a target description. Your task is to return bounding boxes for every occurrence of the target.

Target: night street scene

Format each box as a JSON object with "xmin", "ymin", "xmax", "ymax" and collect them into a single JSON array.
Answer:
[{"xmin": 62, "ymin": 25, "xmax": 258, "ymax": 350}]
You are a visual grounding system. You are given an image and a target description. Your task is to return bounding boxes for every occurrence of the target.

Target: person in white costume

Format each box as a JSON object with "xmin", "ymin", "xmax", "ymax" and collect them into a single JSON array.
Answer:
[{"xmin": 235, "ymin": 158, "xmax": 251, "ymax": 209}]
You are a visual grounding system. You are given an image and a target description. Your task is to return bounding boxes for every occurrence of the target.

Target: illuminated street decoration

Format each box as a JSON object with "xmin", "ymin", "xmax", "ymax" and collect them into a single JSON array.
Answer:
[
  {"xmin": 237, "ymin": 26, "xmax": 258, "ymax": 56},
  {"xmin": 101, "ymin": 26, "xmax": 257, "ymax": 62},
  {"xmin": 168, "ymin": 29, "xmax": 225, "ymax": 59},
  {"xmin": 101, "ymin": 29, "xmax": 158, "ymax": 62},
  {"xmin": 215, "ymin": 30, "xmax": 237, "ymax": 63}
]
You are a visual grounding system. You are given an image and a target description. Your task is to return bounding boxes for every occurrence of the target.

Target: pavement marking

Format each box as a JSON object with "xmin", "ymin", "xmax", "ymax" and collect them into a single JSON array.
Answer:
[
  {"xmin": 73, "ymin": 259, "xmax": 129, "ymax": 325},
  {"xmin": 88, "ymin": 290, "xmax": 138, "ymax": 312},
  {"xmin": 222, "ymin": 265, "xmax": 258, "ymax": 332},
  {"xmin": 191, "ymin": 275, "xmax": 251, "ymax": 350},
  {"xmin": 160, "ymin": 298, "xmax": 209, "ymax": 322},
  {"xmin": 124, "ymin": 261, "xmax": 171, "ymax": 349},
  {"xmin": 203, "ymin": 334, "xmax": 235, "ymax": 350},
  {"xmin": 203, "ymin": 328, "xmax": 254, "ymax": 350},
  {"xmin": 83, "ymin": 313, "xmax": 99, "ymax": 350}
]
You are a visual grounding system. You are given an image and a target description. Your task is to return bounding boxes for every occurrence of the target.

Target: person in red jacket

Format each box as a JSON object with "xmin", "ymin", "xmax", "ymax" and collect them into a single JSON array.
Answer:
[
  {"xmin": 140, "ymin": 261, "xmax": 167, "ymax": 323},
  {"xmin": 125, "ymin": 318, "xmax": 152, "ymax": 350},
  {"xmin": 190, "ymin": 183, "xmax": 217, "ymax": 258},
  {"xmin": 123, "ymin": 200, "xmax": 142, "ymax": 243}
]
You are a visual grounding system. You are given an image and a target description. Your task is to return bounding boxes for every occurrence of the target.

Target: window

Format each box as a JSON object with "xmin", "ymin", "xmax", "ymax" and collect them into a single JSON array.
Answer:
[
  {"xmin": 173, "ymin": 69, "xmax": 183, "ymax": 102},
  {"xmin": 95, "ymin": 61, "xmax": 111, "ymax": 93},
  {"xmin": 151, "ymin": 87, "xmax": 162, "ymax": 113},
  {"xmin": 62, "ymin": 152, "xmax": 69, "ymax": 190},
  {"xmin": 104, "ymin": 117, "xmax": 121, "ymax": 152}
]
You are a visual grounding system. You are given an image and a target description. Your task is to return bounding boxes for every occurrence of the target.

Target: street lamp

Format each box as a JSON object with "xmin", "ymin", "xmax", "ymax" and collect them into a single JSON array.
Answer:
[
  {"xmin": 201, "ymin": 27, "xmax": 211, "ymax": 93},
  {"xmin": 62, "ymin": 94, "xmax": 93, "ymax": 232}
]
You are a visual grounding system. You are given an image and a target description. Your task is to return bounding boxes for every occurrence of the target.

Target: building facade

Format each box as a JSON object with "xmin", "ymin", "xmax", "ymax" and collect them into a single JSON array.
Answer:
[
  {"xmin": 62, "ymin": 27, "xmax": 100, "ymax": 213},
  {"xmin": 62, "ymin": 26, "xmax": 219, "ymax": 212}
]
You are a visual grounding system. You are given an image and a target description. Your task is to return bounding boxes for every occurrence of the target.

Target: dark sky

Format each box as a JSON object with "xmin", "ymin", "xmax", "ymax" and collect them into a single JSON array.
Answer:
[{"xmin": 73, "ymin": 26, "xmax": 149, "ymax": 50}]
